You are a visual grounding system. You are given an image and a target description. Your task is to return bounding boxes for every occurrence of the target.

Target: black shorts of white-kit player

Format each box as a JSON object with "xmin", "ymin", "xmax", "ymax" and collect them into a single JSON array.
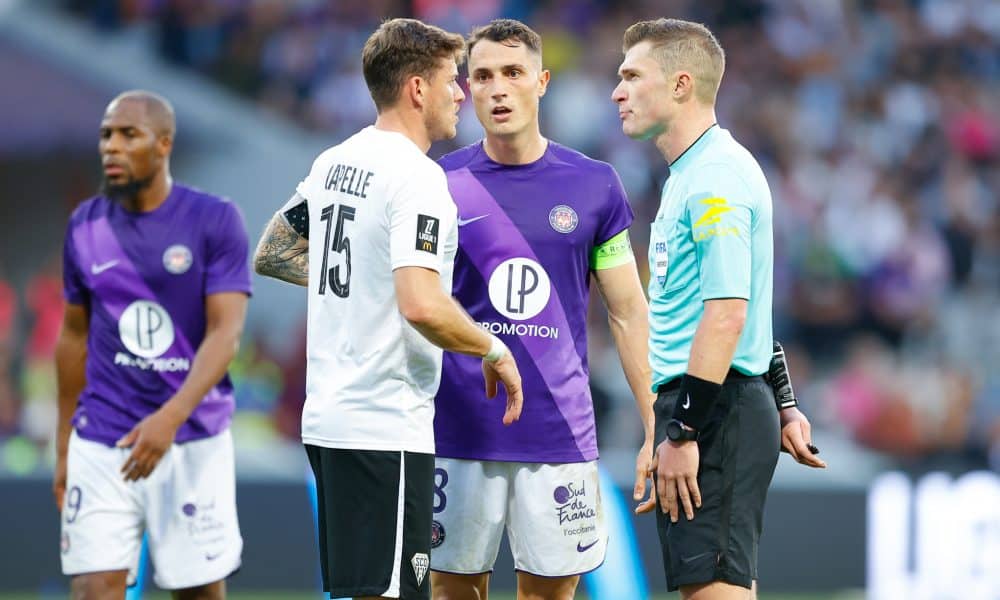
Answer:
[
  {"xmin": 653, "ymin": 371, "xmax": 781, "ymax": 592},
  {"xmin": 306, "ymin": 445, "xmax": 434, "ymax": 599}
]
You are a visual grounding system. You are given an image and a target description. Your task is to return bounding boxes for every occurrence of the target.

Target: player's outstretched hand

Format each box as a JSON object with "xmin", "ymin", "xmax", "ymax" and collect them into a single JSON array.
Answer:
[
  {"xmin": 634, "ymin": 438, "xmax": 656, "ymax": 514},
  {"xmin": 117, "ymin": 408, "xmax": 183, "ymax": 481},
  {"xmin": 654, "ymin": 439, "xmax": 702, "ymax": 523},
  {"xmin": 779, "ymin": 407, "xmax": 826, "ymax": 469},
  {"xmin": 482, "ymin": 353, "xmax": 523, "ymax": 426},
  {"xmin": 53, "ymin": 453, "xmax": 67, "ymax": 511}
]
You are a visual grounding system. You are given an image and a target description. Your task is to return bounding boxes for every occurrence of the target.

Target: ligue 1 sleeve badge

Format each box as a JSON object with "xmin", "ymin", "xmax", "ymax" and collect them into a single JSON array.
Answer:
[
  {"xmin": 549, "ymin": 205, "xmax": 579, "ymax": 234},
  {"xmin": 163, "ymin": 244, "xmax": 193, "ymax": 274}
]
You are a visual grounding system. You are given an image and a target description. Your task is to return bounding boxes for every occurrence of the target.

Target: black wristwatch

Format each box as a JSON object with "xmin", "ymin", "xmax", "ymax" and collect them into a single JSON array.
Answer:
[{"xmin": 666, "ymin": 419, "xmax": 698, "ymax": 442}]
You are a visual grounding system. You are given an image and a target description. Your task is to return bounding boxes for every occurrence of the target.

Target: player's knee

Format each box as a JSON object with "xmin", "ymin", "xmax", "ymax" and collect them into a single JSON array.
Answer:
[
  {"xmin": 679, "ymin": 580, "xmax": 752, "ymax": 600},
  {"xmin": 431, "ymin": 571, "xmax": 489, "ymax": 600},
  {"xmin": 70, "ymin": 571, "xmax": 128, "ymax": 600},
  {"xmin": 173, "ymin": 580, "xmax": 226, "ymax": 600},
  {"xmin": 516, "ymin": 573, "xmax": 578, "ymax": 600}
]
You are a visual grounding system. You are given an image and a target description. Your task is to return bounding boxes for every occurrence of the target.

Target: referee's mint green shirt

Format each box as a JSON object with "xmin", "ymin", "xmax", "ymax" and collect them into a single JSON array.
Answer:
[{"xmin": 648, "ymin": 125, "xmax": 773, "ymax": 389}]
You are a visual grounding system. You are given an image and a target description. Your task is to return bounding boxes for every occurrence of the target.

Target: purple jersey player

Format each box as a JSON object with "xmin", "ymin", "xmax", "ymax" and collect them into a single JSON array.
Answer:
[
  {"xmin": 429, "ymin": 21, "xmax": 657, "ymax": 600},
  {"xmin": 434, "ymin": 147, "xmax": 631, "ymax": 464},
  {"xmin": 54, "ymin": 91, "xmax": 250, "ymax": 599}
]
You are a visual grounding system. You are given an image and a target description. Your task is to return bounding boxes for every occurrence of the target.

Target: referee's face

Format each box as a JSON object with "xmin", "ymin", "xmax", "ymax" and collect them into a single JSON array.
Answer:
[
  {"xmin": 613, "ymin": 41, "xmax": 671, "ymax": 140},
  {"xmin": 425, "ymin": 57, "xmax": 466, "ymax": 142}
]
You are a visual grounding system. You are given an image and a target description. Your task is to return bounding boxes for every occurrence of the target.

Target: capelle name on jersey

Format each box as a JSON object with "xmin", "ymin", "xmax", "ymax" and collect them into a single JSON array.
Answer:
[{"xmin": 324, "ymin": 162, "xmax": 375, "ymax": 199}]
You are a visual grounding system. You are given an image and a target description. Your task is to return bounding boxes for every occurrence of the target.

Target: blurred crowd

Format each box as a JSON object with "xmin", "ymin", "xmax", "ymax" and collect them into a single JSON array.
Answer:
[{"xmin": 1, "ymin": 0, "xmax": 997, "ymax": 475}]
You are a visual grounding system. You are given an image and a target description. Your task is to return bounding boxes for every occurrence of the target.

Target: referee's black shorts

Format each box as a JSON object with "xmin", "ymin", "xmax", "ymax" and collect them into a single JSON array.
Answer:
[
  {"xmin": 306, "ymin": 445, "xmax": 434, "ymax": 599},
  {"xmin": 653, "ymin": 372, "xmax": 781, "ymax": 592}
]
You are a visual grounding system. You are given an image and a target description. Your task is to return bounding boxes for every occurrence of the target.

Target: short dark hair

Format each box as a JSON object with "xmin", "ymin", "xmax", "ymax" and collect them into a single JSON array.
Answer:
[
  {"xmin": 362, "ymin": 18, "xmax": 466, "ymax": 112},
  {"xmin": 466, "ymin": 19, "xmax": 542, "ymax": 60},
  {"xmin": 623, "ymin": 18, "xmax": 725, "ymax": 104},
  {"xmin": 109, "ymin": 90, "xmax": 176, "ymax": 138}
]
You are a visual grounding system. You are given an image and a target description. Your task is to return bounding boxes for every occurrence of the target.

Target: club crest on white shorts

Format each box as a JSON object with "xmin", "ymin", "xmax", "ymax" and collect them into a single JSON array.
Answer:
[{"xmin": 430, "ymin": 458, "xmax": 607, "ymax": 576}]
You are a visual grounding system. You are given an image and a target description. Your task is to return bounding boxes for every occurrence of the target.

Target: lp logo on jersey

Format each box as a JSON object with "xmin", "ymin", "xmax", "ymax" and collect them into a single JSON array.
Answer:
[
  {"xmin": 488, "ymin": 258, "xmax": 551, "ymax": 321},
  {"xmin": 118, "ymin": 300, "xmax": 175, "ymax": 358}
]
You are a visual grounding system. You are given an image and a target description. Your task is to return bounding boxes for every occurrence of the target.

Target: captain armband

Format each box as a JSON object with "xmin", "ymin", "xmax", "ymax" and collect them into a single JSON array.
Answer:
[{"xmin": 590, "ymin": 229, "xmax": 634, "ymax": 270}]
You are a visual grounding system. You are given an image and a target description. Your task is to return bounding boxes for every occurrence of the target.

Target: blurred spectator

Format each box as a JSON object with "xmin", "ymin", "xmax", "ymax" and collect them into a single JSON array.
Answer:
[
  {"xmin": 0, "ymin": 267, "xmax": 18, "ymax": 434},
  {"xmin": 227, "ymin": 334, "xmax": 287, "ymax": 449},
  {"xmin": 20, "ymin": 257, "xmax": 63, "ymax": 445}
]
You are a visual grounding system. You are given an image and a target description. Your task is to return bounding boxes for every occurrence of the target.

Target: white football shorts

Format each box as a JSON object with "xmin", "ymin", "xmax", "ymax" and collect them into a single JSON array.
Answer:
[
  {"xmin": 430, "ymin": 458, "xmax": 606, "ymax": 577},
  {"xmin": 60, "ymin": 429, "xmax": 242, "ymax": 589}
]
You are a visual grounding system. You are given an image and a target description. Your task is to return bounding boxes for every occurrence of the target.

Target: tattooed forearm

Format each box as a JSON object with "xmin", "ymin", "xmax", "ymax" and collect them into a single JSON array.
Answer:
[{"xmin": 253, "ymin": 213, "xmax": 309, "ymax": 286}]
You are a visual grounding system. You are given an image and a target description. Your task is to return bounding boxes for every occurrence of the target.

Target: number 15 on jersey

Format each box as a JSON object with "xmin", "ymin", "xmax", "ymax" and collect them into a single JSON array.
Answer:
[{"xmin": 318, "ymin": 202, "xmax": 355, "ymax": 298}]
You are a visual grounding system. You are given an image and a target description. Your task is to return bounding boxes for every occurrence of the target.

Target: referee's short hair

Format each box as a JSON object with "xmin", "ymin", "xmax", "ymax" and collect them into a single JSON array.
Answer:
[
  {"xmin": 623, "ymin": 19, "xmax": 725, "ymax": 105},
  {"xmin": 362, "ymin": 18, "xmax": 466, "ymax": 112}
]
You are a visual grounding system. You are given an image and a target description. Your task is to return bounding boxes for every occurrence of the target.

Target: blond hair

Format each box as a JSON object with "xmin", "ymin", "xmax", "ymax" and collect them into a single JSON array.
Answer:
[{"xmin": 623, "ymin": 19, "xmax": 725, "ymax": 105}]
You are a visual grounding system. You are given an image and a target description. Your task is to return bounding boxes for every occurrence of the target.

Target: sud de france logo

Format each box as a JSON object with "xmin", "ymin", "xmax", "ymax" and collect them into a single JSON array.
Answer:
[{"xmin": 553, "ymin": 481, "xmax": 596, "ymax": 525}]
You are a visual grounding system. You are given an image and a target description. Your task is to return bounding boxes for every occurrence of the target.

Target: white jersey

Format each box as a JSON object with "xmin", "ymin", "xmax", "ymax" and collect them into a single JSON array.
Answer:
[{"xmin": 292, "ymin": 126, "xmax": 458, "ymax": 454}]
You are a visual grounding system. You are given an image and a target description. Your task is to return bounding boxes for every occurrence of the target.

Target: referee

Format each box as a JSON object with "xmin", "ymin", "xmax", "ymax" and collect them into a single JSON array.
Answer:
[{"xmin": 613, "ymin": 19, "xmax": 826, "ymax": 599}]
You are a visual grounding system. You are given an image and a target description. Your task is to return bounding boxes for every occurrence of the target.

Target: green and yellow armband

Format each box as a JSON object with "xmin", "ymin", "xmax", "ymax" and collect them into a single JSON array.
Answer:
[{"xmin": 591, "ymin": 230, "xmax": 634, "ymax": 270}]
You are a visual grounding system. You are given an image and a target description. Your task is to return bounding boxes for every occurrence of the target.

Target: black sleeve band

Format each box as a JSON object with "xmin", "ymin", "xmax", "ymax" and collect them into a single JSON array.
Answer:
[
  {"xmin": 768, "ymin": 340, "xmax": 798, "ymax": 411},
  {"xmin": 670, "ymin": 374, "xmax": 723, "ymax": 431},
  {"xmin": 283, "ymin": 200, "xmax": 310, "ymax": 240}
]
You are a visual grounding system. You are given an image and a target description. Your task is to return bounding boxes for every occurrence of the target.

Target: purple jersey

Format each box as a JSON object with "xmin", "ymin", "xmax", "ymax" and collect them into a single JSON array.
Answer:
[
  {"xmin": 435, "ymin": 142, "xmax": 633, "ymax": 462},
  {"xmin": 62, "ymin": 184, "xmax": 252, "ymax": 446}
]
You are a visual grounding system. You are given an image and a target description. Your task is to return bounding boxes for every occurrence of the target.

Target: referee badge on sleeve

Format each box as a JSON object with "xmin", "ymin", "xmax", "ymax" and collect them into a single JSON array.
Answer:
[{"xmin": 415, "ymin": 215, "xmax": 439, "ymax": 254}]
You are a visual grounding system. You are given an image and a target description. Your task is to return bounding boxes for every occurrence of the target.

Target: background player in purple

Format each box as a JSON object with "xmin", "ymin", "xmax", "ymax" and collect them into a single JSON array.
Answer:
[
  {"xmin": 430, "ymin": 20, "xmax": 656, "ymax": 600},
  {"xmin": 54, "ymin": 90, "xmax": 251, "ymax": 599}
]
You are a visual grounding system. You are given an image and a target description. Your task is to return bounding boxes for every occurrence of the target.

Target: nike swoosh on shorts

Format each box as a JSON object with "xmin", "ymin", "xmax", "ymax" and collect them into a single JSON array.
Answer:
[{"xmin": 680, "ymin": 551, "xmax": 716, "ymax": 565}]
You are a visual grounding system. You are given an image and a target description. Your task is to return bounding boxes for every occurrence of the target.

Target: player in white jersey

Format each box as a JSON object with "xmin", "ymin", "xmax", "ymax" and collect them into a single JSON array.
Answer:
[{"xmin": 253, "ymin": 19, "xmax": 523, "ymax": 600}]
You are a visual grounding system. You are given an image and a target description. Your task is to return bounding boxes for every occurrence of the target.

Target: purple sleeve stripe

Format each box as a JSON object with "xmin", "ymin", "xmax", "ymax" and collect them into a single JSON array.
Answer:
[{"xmin": 446, "ymin": 168, "xmax": 593, "ymax": 457}]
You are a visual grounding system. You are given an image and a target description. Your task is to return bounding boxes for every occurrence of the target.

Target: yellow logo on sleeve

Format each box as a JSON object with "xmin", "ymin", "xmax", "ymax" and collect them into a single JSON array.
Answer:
[
  {"xmin": 692, "ymin": 197, "xmax": 739, "ymax": 241},
  {"xmin": 693, "ymin": 198, "xmax": 732, "ymax": 228}
]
